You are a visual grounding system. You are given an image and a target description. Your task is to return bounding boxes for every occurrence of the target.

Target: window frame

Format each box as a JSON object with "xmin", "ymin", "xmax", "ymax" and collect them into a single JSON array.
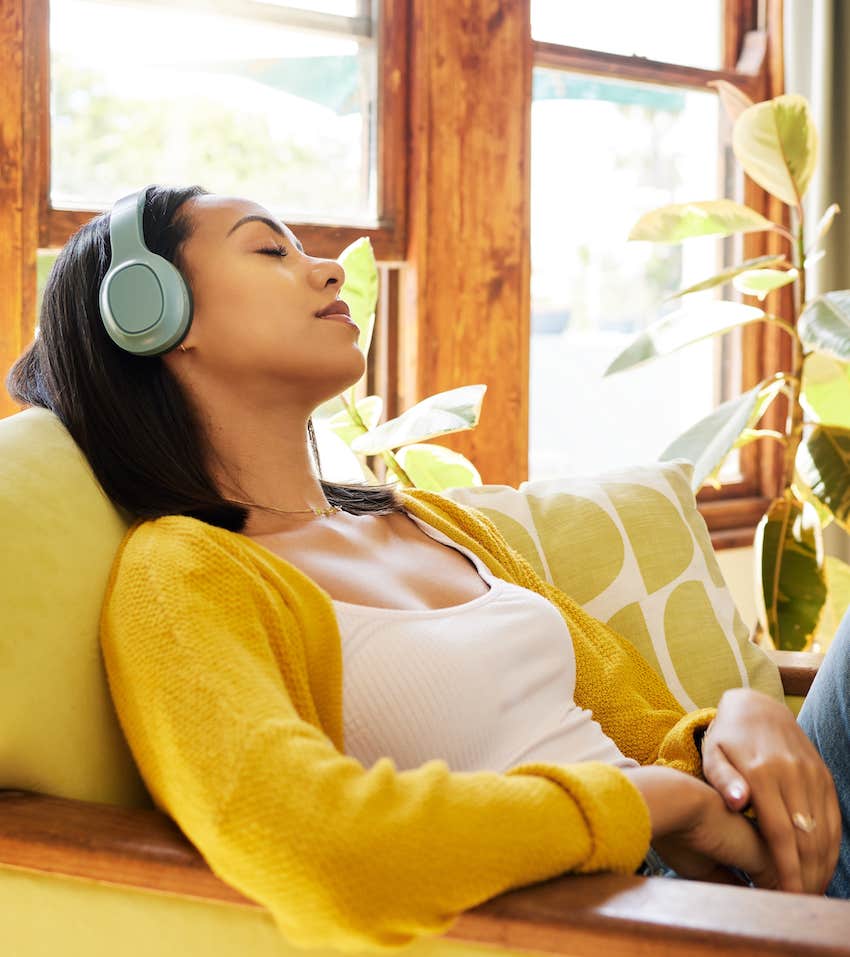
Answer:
[
  {"xmin": 528, "ymin": 0, "xmax": 788, "ymax": 548},
  {"xmin": 37, "ymin": 0, "xmax": 409, "ymax": 261}
]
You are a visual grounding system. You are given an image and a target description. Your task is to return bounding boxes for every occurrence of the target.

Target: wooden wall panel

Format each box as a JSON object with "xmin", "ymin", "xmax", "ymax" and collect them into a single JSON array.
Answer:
[
  {"xmin": 0, "ymin": 0, "xmax": 42, "ymax": 419},
  {"xmin": 404, "ymin": 0, "xmax": 532, "ymax": 487}
]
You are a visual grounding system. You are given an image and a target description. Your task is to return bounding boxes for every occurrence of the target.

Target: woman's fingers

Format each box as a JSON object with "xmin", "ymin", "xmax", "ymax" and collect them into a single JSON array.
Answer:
[
  {"xmin": 748, "ymin": 773, "xmax": 804, "ymax": 893},
  {"xmin": 779, "ymin": 769, "xmax": 823, "ymax": 894},
  {"xmin": 702, "ymin": 740, "xmax": 751, "ymax": 811}
]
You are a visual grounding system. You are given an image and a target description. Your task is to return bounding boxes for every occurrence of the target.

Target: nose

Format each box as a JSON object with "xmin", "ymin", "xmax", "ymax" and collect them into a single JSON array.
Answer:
[{"xmin": 309, "ymin": 257, "xmax": 346, "ymax": 291}]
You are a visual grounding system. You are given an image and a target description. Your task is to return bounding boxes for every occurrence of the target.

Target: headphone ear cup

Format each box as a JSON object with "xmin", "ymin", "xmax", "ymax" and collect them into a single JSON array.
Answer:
[
  {"xmin": 99, "ymin": 187, "xmax": 193, "ymax": 356},
  {"xmin": 100, "ymin": 257, "xmax": 192, "ymax": 356}
]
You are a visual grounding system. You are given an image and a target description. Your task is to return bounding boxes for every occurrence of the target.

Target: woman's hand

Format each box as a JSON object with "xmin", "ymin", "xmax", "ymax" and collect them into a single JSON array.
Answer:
[
  {"xmin": 622, "ymin": 765, "xmax": 777, "ymax": 887},
  {"xmin": 700, "ymin": 687, "xmax": 842, "ymax": 895}
]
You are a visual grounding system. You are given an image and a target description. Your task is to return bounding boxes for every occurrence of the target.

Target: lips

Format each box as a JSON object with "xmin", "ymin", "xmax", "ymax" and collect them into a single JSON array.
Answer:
[{"xmin": 315, "ymin": 298, "xmax": 352, "ymax": 320}]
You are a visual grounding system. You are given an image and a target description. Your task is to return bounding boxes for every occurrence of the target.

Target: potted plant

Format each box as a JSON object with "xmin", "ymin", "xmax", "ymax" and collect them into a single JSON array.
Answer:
[
  {"xmin": 603, "ymin": 83, "xmax": 850, "ymax": 653},
  {"xmin": 313, "ymin": 237, "xmax": 487, "ymax": 494}
]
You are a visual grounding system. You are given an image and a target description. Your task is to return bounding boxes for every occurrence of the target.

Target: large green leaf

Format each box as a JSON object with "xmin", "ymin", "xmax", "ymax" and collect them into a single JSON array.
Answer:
[
  {"xmin": 666, "ymin": 255, "xmax": 787, "ymax": 300},
  {"xmin": 326, "ymin": 395, "xmax": 383, "ymax": 446},
  {"xmin": 798, "ymin": 290, "xmax": 850, "ymax": 360},
  {"xmin": 732, "ymin": 267, "xmax": 798, "ymax": 300},
  {"xmin": 796, "ymin": 423, "xmax": 850, "ymax": 530},
  {"xmin": 628, "ymin": 199, "xmax": 774, "ymax": 243},
  {"xmin": 604, "ymin": 301, "xmax": 764, "ymax": 376},
  {"xmin": 395, "ymin": 443, "xmax": 482, "ymax": 492},
  {"xmin": 814, "ymin": 554, "xmax": 850, "ymax": 653},
  {"xmin": 732, "ymin": 94, "xmax": 818, "ymax": 206},
  {"xmin": 754, "ymin": 490, "xmax": 826, "ymax": 651},
  {"xmin": 659, "ymin": 377, "xmax": 785, "ymax": 491},
  {"xmin": 350, "ymin": 384, "xmax": 487, "ymax": 455},
  {"xmin": 792, "ymin": 466, "xmax": 834, "ymax": 529},
  {"xmin": 801, "ymin": 352, "xmax": 850, "ymax": 426},
  {"xmin": 338, "ymin": 237, "xmax": 378, "ymax": 365}
]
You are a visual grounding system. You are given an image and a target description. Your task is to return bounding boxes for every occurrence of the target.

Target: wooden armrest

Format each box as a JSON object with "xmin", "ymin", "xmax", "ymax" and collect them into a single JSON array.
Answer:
[
  {"xmin": 2, "ymin": 790, "xmax": 849, "ymax": 956},
  {"xmin": 767, "ymin": 649, "xmax": 824, "ymax": 697}
]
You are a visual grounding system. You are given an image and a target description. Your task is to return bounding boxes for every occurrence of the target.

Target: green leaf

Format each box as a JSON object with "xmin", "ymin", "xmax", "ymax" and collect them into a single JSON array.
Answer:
[
  {"xmin": 792, "ymin": 467, "xmax": 834, "ymax": 529},
  {"xmin": 732, "ymin": 94, "xmax": 818, "ymax": 206},
  {"xmin": 798, "ymin": 290, "xmax": 850, "ymax": 360},
  {"xmin": 350, "ymin": 384, "xmax": 487, "ymax": 455},
  {"xmin": 326, "ymin": 395, "xmax": 384, "ymax": 445},
  {"xmin": 395, "ymin": 443, "xmax": 482, "ymax": 492},
  {"xmin": 628, "ymin": 199, "xmax": 775, "ymax": 243},
  {"xmin": 814, "ymin": 554, "xmax": 850, "ymax": 653},
  {"xmin": 732, "ymin": 267, "xmax": 798, "ymax": 300},
  {"xmin": 666, "ymin": 255, "xmax": 787, "ymax": 300},
  {"xmin": 313, "ymin": 419, "xmax": 376, "ymax": 484},
  {"xmin": 754, "ymin": 490, "xmax": 826, "ymax": 651},
  {"xmin": 339, "ymin": 236, "xmax": 378, "ymax": 366},
  {"xmin": 796, "ymin": 423, "xmax": 850, "ymax": 530},
  {"xmin": 313, "ymin": 393, "xmax": 347, "ymax": 420},
  {"xmin": 801, "ymin": 352, "xmax": 850, "ymax": 427},
  {"xmin": 708, "ymin": 79, "xmax": 755, "ymax": 124},
  {"xmin": 809, "ymin": 203, "xmax": 841, "ymax": 252},
  {"xmin": 659, "ymin": 377, "xmax": 785, "ymax": 491},
  {"xmin": 603, "ymin": 301, "xmax": 764, "ymax": 376}
]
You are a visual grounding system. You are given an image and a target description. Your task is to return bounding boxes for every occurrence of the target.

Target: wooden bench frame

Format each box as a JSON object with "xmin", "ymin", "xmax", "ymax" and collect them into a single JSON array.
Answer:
[{"xmin": 3, "ymin": 650, "xmax": 848, "ymax": 957}]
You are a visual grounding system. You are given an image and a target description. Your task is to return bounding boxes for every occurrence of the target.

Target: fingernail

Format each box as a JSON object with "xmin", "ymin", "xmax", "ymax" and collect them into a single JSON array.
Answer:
[{"xmin": 729, "ymin": 784, "xmax": 744, "ymax": 800}]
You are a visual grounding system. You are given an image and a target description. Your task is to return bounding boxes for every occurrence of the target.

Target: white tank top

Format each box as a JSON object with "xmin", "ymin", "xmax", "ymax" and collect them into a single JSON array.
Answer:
[{"xmin": 335, "ymin": 511, "xmax": 639, "ymax": 774}]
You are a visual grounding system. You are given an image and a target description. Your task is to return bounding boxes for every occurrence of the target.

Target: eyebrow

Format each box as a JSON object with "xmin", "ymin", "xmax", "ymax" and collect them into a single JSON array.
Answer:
[{"xmin": 226, "ymin": 214, "xmax": 304, "ymax": 252}]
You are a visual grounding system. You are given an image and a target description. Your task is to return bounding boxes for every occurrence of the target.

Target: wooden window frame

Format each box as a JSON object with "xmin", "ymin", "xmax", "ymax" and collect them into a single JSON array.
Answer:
[
  {"xmin": 532, "ymin": 0, "xmax": 787, "ymax": 550},
  {"xmin": 39, "ymin": 0, "xmax": 408, "ymax": 261}
]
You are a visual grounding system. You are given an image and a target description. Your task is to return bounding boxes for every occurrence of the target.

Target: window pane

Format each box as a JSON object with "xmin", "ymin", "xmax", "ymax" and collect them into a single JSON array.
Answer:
[
  {"xmin": 531, "ymin": 0, "xmax": 723, "ymax": 71},
  {"xmin": 529, "ymin": 69, "xmax": 741, "ymax": 483},
  {"xmin": 49, "ymin": 0, "xmax": 377, "ymax": 222},
  {"xmin": 259, "ymin": 1, "xmax": 364, "ymax": 14}
]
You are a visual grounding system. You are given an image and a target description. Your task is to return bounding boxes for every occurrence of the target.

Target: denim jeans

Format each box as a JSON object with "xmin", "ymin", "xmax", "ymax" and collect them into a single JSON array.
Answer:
[{"xmin": 636, "ymin": 612, "xmax": 850, "ymax": 898}]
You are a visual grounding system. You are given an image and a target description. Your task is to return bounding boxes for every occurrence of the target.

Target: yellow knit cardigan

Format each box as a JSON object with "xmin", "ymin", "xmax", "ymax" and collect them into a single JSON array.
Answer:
[{"xmin": 99, "ymin": 487, "xmax": 716, "ymax": 953}]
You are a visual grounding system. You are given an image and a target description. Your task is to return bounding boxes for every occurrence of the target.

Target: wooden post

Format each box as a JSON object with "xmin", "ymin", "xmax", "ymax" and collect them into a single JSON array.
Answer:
[
  {"xmin": 0, "ymin": 0, "xmax": 45, "ymax": 419},
  {"xmin": 404, "ymin": 0, "xmax": 532, "ymax": 487}
]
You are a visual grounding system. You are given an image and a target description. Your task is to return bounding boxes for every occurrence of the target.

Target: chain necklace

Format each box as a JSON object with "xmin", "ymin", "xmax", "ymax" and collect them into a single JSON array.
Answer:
[{"xmin": 228, "ymin": 498, "xmax": 342, "ymax": 518}]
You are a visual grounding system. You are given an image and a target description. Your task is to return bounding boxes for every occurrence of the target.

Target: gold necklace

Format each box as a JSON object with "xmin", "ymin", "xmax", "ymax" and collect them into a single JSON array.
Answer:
[{"xmin": 229, "ymin": 499, "xmax": 342, "ymax": 518}]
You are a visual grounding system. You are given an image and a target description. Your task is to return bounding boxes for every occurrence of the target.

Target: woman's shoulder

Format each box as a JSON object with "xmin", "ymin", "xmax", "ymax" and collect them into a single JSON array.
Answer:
[{"xmin": 111, "ymin": 513, "xmax": 256, "ymax": 584}]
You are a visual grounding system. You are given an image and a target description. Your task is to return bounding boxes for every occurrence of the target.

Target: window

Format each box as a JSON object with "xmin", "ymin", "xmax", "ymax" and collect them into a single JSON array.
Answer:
[
  {"xmin": 50, "ymin": 0, "xmax": 378, "ymax": 223},
  {"xmin": 39, "ymin": 0, "xmax": 406, "ymax": 260},
  {"xmin": 527, "ymin": 0, "xmax": 782, "ymax": 541}
]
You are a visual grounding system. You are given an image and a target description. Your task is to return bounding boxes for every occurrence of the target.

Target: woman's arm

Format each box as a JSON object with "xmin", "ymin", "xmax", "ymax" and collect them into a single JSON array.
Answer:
[{"xmin": 100, "ymin": 520, "xmax": 654, "ymax": 953}]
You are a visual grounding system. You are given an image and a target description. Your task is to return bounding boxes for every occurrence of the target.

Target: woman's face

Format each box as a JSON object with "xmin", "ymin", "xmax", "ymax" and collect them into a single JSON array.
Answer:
[{"xmin": 166, "ymin": 194, "xmax": 365, "ymax": 411}]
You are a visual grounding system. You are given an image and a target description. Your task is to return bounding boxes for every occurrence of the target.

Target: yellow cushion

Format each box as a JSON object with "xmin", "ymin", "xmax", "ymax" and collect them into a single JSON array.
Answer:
[
  {"xmin": 0, "ymin": 407, "xmax": 147, "ymax": 806},
  {"xmin": 444, "ymin": 460, "xmax": 784, "ymax": 711}
]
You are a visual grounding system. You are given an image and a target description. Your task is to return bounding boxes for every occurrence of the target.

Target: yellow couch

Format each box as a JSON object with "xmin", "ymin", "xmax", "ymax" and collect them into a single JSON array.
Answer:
[{"xmin": 1, "ymin": 407, "xmax": 842, "ymax": 957}]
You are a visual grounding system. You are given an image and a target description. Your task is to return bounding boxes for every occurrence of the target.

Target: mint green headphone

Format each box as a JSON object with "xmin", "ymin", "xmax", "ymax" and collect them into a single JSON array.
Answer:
[{"xmin": 99, "ymin": 186, "xmax": 193, "ymax": 356}]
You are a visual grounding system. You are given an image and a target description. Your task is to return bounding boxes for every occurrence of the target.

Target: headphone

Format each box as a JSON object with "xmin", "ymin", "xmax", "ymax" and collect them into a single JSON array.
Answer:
[{"xmin": 98, "ymin": 186, "xmax": 193, "ymax": 356}]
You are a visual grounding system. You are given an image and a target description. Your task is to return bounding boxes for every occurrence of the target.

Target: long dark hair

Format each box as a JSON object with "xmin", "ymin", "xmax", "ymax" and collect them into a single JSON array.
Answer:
[{"xmin": 6, "ymin": 184, "xmax": 401, "ymax": 531}]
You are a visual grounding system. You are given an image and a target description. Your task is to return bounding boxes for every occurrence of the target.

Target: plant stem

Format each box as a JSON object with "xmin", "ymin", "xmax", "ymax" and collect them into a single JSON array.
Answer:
[
  {"xmin": 780, "ymin": 210, "xmax": 807, "ymax": 497},
  {"xmin": 380, "ymin": 450, "xmax": 415, "ymax": 487},
  {"xmin": 340, "ymin": 393, "xmax": 415, "ymax": 488}
]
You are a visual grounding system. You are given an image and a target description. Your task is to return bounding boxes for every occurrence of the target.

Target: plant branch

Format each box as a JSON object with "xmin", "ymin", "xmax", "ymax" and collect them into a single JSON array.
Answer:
[{"xmin": 380, "ymin": 450, "xmax": 415, "ymax": 487}]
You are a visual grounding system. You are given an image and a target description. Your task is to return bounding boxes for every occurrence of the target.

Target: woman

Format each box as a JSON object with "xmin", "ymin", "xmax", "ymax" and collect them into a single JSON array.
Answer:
[{"xmin": 6, "ymin": 185, "xmax": 847, "ymax": 951}]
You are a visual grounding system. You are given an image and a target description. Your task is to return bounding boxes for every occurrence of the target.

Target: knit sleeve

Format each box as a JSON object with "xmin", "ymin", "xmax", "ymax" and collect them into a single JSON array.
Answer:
[{"xmin": 99, "ymin": 520, "xmax": 652, "ymax": 954}]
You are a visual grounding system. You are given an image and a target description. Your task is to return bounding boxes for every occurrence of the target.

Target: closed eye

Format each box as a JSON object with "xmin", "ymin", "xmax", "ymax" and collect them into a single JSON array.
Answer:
[{"xmin": 258, "ymin": 244, "xmax": 288, "ymax": 258}]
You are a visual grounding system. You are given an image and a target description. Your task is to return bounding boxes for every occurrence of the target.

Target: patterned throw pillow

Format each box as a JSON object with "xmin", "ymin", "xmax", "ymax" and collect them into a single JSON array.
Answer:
[{"xmin": 444, "ymin": 459, "xmax": 783, "ymax": 711}]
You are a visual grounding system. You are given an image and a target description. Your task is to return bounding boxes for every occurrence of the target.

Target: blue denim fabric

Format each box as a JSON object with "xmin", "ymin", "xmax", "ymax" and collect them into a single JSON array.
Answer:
[{"xmin": 797, "ymin": 608, "xmax": 850, "ymax": 899}]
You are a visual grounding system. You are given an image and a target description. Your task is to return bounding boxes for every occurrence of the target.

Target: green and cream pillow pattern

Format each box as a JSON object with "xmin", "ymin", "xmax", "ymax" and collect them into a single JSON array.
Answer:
[{"xmin": 444, "ymin": 459, "xmax": 783, "ymax": 711}]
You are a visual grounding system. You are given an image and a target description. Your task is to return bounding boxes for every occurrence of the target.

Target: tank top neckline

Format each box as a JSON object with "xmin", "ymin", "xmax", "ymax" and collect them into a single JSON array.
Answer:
[{"xmin": 331, "ymin": 510, "xmax": 504, "ymax": 617}]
